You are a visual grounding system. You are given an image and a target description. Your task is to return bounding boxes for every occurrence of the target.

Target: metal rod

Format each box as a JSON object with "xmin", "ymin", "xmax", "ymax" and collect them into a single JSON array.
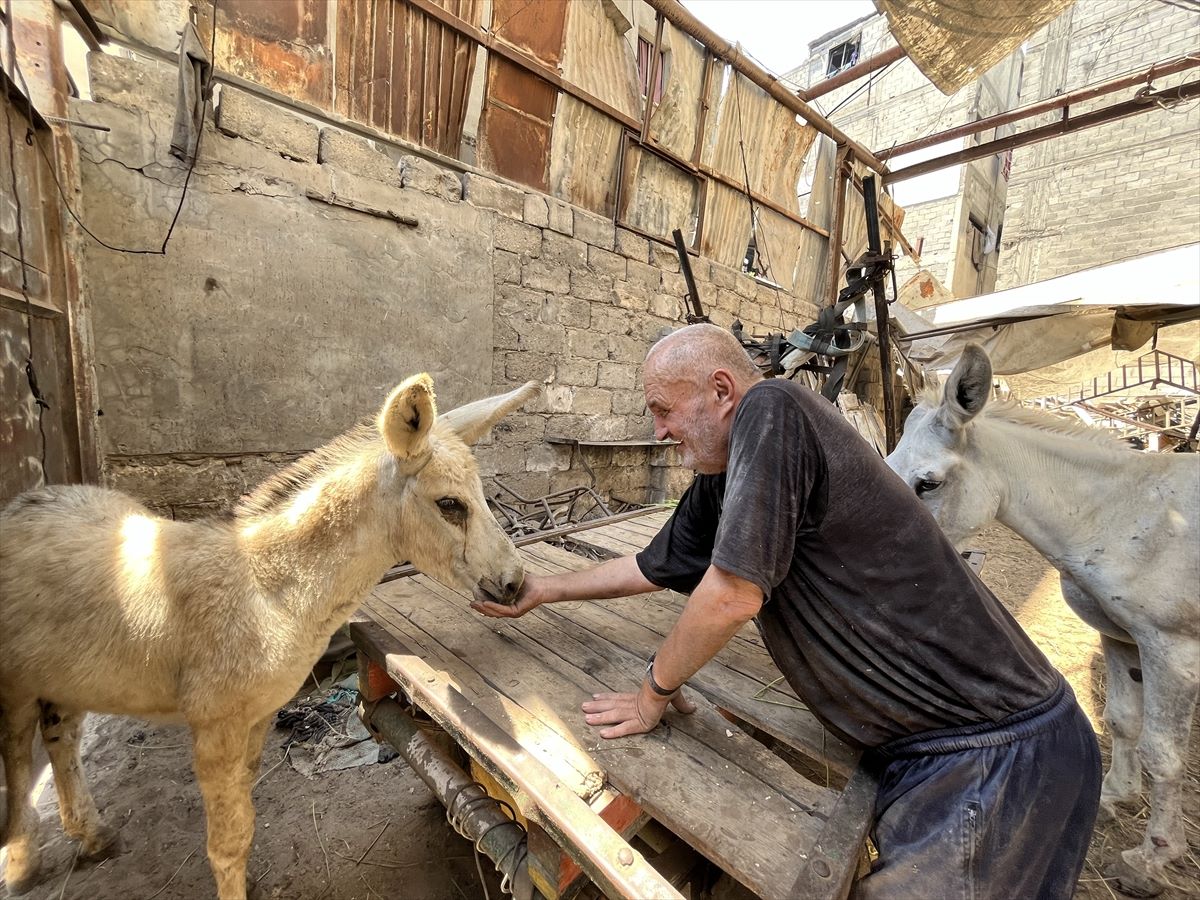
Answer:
[
  {"xmin": 884, "ymin": 79, "xmax": 1200, "ymax": 184},
  {"xmin": 862, "ymin": 175, "xmax": 897, "ymax": 451},
  {"xmin": 825, "ymin": 147, "xmax": 849, "ymax": 307},
  {"xmin": 673, "ymin": 228, "xmax": 705, "ymax": 322},
  {"xmin": 361, "ymin": 698, "xmax": 534, "ymax": 900},
  {"xmin": 799, "ymin": 44, "xmax": 907, "ymax": 102},
  {"xmin": 640, "ymin": 12, "xmax": 665, "ymax": 144},
  {"xmin": 877, "ymin": 52, "xmax": 1200, "ymax": 161},
  {"xmin": 643, "ymin": 0, "xmax": 889, "ymax": 174}
]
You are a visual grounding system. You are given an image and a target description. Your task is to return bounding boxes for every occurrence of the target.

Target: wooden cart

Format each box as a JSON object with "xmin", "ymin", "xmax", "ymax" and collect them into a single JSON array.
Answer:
[{"xmin": 351, "ymin": 509, "xmax": 876, "ymax": 900}]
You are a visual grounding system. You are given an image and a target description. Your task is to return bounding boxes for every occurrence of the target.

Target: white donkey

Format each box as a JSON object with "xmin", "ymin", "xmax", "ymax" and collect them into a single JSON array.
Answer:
[
  {"xmin": 886, "ymin": 344, "xmax": 1199, "ymax": 897},
  {"xmin": 0, "ymin": 375, "xmax": 538, "ymax": 899}
]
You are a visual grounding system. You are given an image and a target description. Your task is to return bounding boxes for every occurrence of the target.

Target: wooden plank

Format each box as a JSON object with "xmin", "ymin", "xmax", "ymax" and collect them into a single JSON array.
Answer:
[
  {"xmin": 350, "ymin": 617, "xmax": 684, "ymax": 900},
  {"xmin": 360, "ymin": 569, "xmax": 845, "ymax": 899},
  {"xmin": 519, "ymin": 543, "xmax": 857, "ymax": 776}
]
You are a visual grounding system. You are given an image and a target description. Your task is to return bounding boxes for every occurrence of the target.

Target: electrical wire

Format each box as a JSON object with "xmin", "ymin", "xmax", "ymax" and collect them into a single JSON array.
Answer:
[
  {"xmin": 732, "ymin": 72, "xmax": 773, "ymax": 281},
  {"xmin": 9, "ymin": 0, "xmax": 218, "ymax": 256}
]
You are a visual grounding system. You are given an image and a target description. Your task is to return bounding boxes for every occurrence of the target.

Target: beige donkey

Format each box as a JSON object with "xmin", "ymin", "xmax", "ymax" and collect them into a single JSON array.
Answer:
[{"xmin": 0, "ymin": 375, "xmax": 538, "ymax": 899}]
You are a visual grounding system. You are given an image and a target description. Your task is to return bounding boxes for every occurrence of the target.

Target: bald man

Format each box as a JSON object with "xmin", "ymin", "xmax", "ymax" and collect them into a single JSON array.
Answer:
[{"xmin": 473, "ymin": 323, "xmax": 1100, "ymax": 899}]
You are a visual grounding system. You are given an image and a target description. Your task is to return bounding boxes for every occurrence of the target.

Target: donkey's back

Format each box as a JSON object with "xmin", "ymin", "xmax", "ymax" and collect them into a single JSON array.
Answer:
[{"xmin": 0, "ymin": 484, "xmax": 250, "ymax": 719}]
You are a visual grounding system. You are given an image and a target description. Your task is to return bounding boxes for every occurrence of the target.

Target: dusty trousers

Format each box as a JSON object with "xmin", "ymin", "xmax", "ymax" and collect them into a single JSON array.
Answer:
[{"xmin": 853, "ymin": 677, "xmax": 1102, "ymax": 900}]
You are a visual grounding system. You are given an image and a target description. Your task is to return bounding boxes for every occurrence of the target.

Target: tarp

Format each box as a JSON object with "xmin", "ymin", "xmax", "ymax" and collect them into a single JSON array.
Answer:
[
  {"xmin": 893, "ymin": 243, "xmax": 1200, "ymax": 376},
  {"xmin": 875, "ymin": 0, "xmax": 1076, "ymax": 95}
]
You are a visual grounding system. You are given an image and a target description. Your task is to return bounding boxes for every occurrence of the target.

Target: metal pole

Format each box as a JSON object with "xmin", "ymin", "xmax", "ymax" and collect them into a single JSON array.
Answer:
[
  {"xmin": 642, "ymin": 0, "xmax": 889, "ymax": 174},
  {"xmin": 800, "ymin": 44, "xmax": 907, "ymax": 101},
  {"xmin": 876, "ymin": 52, "xmax": 1200, "ymax": 161},
  {"xmin": 640, "ymin": 13, "xmax": 665, "ymax": 144},
  {"xmin": 361, "ymin": 698, "xmax": 534, "ymax": 900},
  {"xmin": 862, "ymin": 175, "xmax": 897, "ymax": 451},
  {"xmin": 826, "ymin": 147, "xmax": 850, "ymax": 307},
  {"xmin": 884, "ymin": 79, "xmax": 1200, "ymax": 184}
]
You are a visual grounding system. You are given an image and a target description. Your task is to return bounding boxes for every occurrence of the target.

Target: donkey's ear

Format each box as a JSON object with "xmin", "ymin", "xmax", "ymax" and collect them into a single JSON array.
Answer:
[
  {"xmin": 378, "ymin": 374, "xmax": 437, "ymax": 459},
  {"xmin": 938, "ymin": 343, "xmax": 992, "ymax": 431},
  {"xmin": 440, "ymin": 382, "xmax": 541, "ymax": 446}
]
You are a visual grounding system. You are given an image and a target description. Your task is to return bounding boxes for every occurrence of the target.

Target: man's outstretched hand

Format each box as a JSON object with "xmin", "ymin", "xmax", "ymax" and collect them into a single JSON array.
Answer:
[
  {"xmin": 470, "ymin": 573, "xmax": 548, "ymax": 619},
  {"xmin": 582, "ymin": 684, "xmax": 697, "ymax": 739}
]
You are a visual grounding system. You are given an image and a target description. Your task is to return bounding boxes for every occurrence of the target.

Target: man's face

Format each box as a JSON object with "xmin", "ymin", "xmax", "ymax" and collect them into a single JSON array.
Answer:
[{"xmin": 643, "ymin": 365, "xmax": 730, "ymax": 474}]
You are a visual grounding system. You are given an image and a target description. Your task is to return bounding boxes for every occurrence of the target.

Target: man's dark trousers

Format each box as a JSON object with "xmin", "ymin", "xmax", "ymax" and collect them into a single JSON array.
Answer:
[{"xmin": 854, "ymin": 678, "xmax": 1102, "ymax": 900}]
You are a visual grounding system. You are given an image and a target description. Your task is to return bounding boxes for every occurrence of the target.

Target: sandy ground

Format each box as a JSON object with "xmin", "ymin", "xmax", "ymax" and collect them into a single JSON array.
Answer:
[{"xmin": 2, "ymin": 523, "xmax": 1197, "ymax": 900}]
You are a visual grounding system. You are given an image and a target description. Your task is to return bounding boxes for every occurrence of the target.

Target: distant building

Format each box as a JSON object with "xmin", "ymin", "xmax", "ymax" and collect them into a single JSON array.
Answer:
[{"xmin": 789, "ymin": 0, "xmax": 1200, "ymax": 299}]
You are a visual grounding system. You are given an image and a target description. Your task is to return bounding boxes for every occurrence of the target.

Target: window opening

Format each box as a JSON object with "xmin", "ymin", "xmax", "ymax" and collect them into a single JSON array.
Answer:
[
  {"xmin": 826, "ymin": 37, "xmax": 860, "ymax": 77},
  {"xmin": 638, "ymin": 36, "xmax": 666, "ymax": 104}
]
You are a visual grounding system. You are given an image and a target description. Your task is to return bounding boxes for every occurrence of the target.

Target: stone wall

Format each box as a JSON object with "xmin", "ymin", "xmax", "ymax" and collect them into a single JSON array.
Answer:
[
  {"xmin": 77, "ymin": 50, "xmax": 812, "ymax": 517},
  {"xmin": 998, "ymin": 0, "xmax": 1200, "ymax": 287}
]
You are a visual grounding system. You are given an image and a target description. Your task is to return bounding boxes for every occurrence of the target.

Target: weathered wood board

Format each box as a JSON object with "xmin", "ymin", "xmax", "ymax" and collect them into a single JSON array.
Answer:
[{"xmin": 357, "ymin": 511, "xmax": 867, "ymax": 899}]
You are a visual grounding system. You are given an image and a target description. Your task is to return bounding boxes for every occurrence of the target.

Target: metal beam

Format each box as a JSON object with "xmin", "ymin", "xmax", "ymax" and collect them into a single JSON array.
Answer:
[
  {"xmin": 883, "ymin": 79, "xmax": 1200, "ymax": 185},
  {"xmin": 642, "ymin": 0, "xmax": 889, "ymax": 174},
  {"xmin": 799, "ymin": 45, "xmax": 907, "ymax": 102},
  {"xmin": 876, "ymin": 52, "xmax": 1200, "ymax": 161}
]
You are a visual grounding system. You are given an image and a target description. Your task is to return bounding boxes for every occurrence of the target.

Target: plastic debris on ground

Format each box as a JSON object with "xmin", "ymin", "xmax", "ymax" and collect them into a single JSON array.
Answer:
[{"xmin": 275, "ymin": 673, "xmax": 399, "ymax": 777}]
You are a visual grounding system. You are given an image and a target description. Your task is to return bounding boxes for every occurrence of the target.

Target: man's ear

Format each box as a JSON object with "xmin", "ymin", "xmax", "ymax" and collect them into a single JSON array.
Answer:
[
  {"xmin": 711, "ymin": 369, "xmax": 736, "ymax": 406},
  {"xmin": 378, "ymin": 374, "xmax": 436, "ymax": 460}
]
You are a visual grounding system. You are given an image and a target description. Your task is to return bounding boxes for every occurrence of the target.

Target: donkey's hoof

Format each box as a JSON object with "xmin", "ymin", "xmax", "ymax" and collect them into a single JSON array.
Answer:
[
  {"xmin": 1105, "ymin": 855, "xmax": 1165, "ymax": 898},
  {"xmin": 80, "ymin": 824, "xmax": 122, "ymax": 861},
  {"xmin": 3, "ymin": 866, "xmax": 42, "ymax": 896}
]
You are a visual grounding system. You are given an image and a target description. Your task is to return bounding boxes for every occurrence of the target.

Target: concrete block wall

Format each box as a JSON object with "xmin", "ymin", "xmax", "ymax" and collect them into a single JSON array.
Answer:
[
  {"xmin": 998, "ymin": 0, "xmax": 1200, "ymax": 288},
  {"xmin": 77, "ymin": 50, "xmax": 814, "ymax": 517}
]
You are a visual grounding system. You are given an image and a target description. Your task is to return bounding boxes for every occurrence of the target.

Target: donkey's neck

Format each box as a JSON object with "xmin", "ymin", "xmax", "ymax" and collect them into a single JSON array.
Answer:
[
  {"xmin": 979, "ymin": 418, "xmax": 1124, "ymax": 569},
  {"xmin": 240, "ymin": 452, "xmax": 397, "ymax": 631}
]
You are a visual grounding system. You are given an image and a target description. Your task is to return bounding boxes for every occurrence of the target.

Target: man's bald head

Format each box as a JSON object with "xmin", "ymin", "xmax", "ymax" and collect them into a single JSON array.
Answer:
[{"xmin": 645, "ymin": 323, "xmax": 762, "ymax": 387}]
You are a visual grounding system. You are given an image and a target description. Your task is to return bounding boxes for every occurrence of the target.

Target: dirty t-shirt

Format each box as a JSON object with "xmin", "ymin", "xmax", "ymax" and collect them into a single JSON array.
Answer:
[{"xmin": 636, "ymin": 379, "xmax": 1060, "ymax": 749}]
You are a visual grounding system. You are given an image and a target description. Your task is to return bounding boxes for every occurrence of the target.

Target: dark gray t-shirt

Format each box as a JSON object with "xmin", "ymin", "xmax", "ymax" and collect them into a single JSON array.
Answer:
[{"xmin": 636, "ymin": 379, "xmax": 1059, "ymax": 749}]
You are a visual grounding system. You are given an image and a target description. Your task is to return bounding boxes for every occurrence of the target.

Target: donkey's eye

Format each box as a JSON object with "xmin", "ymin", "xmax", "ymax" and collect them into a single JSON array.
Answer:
[
  {"xmin": 916, "ymin": 479, "xmax": 943, "ymax": 497},
  {"xmin": 436, "ymin": 497, "xmax": 467, "ymax": 523}
]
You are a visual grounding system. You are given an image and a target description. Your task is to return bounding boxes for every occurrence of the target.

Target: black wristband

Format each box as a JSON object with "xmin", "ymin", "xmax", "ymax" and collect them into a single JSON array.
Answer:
[{"xmin": 645, "ymin": 653, "xmax": 679, "ymax": 697}]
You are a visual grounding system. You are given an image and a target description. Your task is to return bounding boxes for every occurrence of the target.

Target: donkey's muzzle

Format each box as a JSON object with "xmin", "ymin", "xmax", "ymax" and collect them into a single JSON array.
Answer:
[{"xmin": 474, "ymin": 572, "xmax": 524, "ymax": 606}]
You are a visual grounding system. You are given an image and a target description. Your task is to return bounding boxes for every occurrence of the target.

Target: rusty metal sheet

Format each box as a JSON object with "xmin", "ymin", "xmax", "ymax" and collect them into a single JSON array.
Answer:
[
  {"xmin": 478, "ymin": 54, "xmax": 554, "ymax": 191},
  {"xmin": 334, "ymin": 0, "xmax": 480, "ymax": 157},
  {"xmin": 548, "ymin": 95, "xmax": 622, "ymax": 216},
  {"xmin": 616, "ymin": 143, "xmax": 700, "ymax": 245},
  {"xmin": 491, "ymin": 0, "xmax": 566, "ymax": 68},
  {"xmin": 206, "ymin": 0, "xmax": 334, "ymax": 108},
  {"xmin": 221, "ymin": 0, "xmax": 326, "ymax": 44},
  {"xmin": 699, "ymin": 181, "xmax": 752, "ymax": 272},
  {"xmin": 646, "ymin": 23, "xmax": 708, "ymax": 163},
  {"xmin": 703, "ymin": 70, "xmax": 816, "ymax": 214},
  {"xmin": 559, "ymin": 0, "xmax": 640, "ymax": 121}
]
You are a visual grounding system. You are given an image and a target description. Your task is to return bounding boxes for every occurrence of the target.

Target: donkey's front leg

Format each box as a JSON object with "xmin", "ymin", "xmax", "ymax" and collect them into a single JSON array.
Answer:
[
  {"xmin": 39, "ymin": 705, "xmax": 120, "ymax": 860},
  {"xmin": 1112, "ymin": 632, "xmax": 1199, "ymax": 897},
  {"xmin": 191, "ymin": 719, "xmax": 258, "ymax": 900}
]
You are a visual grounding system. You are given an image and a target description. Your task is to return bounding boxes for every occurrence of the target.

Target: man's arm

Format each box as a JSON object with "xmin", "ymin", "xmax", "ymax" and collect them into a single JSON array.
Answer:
[
  {"xmin": 582, "ymin": 563, "xmax": 763, "ymax": 738},
  {"xmin": 470, "ymin": 555, "xmax": 657, "ymax": 618}
]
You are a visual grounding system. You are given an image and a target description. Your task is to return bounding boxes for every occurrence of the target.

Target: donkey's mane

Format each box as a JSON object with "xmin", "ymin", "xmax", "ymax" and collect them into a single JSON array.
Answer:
[
  {"xmin": 917, "ymin": 383, "xmax": 1129, "ymax": 450},
  {"xmin": 234, "ymin": 421, "xmax": 379, "ymax": 520}
]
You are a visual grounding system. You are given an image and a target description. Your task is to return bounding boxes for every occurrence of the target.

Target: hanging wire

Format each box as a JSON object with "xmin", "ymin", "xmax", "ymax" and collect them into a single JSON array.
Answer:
[
  {"xmin": 4, "ymin": 0, "xmax": 49, "ymax": 485},
  {"xmin": 731, "ymin": 72, "xmax": 773, "ymax": 281},
  {"xmin": 8, "ymin": 0, "xmax": 219, "ymax": 257}
]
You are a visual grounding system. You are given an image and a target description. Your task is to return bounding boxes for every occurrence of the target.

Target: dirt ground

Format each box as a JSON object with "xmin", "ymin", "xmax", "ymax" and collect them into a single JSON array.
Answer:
[{"xmin": 2, "ymin": 523, "xmax": 1197, "ymax": 900}]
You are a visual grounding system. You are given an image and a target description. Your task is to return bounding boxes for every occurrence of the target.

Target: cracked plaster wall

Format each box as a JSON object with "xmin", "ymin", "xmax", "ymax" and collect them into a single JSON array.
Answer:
[{"xmin": 77, "ymin": 50, "xmax": 808, "ymax": 518}]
